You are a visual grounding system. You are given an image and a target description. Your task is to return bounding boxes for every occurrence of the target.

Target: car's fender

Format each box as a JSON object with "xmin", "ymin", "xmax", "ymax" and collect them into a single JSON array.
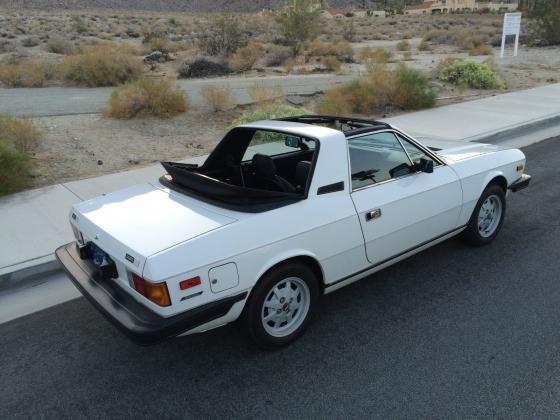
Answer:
[
  {"xmin": 253, "ymin": 248, "xmax": 323, "ymax": 286},
  {"xmin": 480, "ymin": 170, "xmax": 508, "ymax": 195}
]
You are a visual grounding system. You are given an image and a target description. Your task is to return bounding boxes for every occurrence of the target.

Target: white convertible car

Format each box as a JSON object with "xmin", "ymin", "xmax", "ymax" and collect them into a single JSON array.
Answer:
[{"xmin": 56, "ymin": 115, "xmax": 531, "ymax": 348}]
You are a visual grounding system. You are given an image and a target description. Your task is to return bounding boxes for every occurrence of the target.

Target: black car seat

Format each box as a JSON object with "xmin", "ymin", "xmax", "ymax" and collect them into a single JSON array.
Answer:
[
  {"xmin": 294, "ymin": 161, "xmax": 312, "ymax": 193},
  {"xmin": 252, "ymin": 154, "xmax": 296, "ymax": 193}
]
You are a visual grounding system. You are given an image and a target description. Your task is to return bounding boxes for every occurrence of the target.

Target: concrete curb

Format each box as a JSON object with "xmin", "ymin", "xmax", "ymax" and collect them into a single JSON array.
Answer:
[
  {"xmin": 1, "ymin": 111, "xmax": 559, "ymax": 293},
  {"xmin": 0, "ymin": 256, "xmax": 61, "ymax": 293},
  {"xmin": 465, "ymin": 113, "xmax": 560, "ymax": 144}
]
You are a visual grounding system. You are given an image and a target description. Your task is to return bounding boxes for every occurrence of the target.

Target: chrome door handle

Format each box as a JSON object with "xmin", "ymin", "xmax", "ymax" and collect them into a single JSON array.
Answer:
[{"xmin": 365, "ymin": 208, "xmax": 382, "ymax": 221}]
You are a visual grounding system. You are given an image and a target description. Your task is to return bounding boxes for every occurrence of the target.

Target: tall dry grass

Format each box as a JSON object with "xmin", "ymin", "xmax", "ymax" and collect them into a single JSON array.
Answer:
[{"xmin": 104, "ymin": 77, "xmax": 188, "ymax": 119}]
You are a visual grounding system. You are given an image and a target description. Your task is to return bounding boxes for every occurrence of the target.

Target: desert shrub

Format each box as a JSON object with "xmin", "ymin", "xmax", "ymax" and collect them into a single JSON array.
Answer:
[
  {"xmin": 231, "ymin": 102, "xmax": 308, "ymax": 127},
  {"xmin": 22, "ymin": 37, "xmax": 40, "ymax": 47},
  {"xmin": 308, "ymin": 40, "xmax": 354, "ymax": 61},
  {"xmin": 0, "ymin": 115, "xmax": 42, "ymax": 153},
  {"xmin": 104, "ymin": 77, "xmax": 188, "ymax": 119},
  {"xmin": 46, "ymin": 35, "xmax": 74, "ymax": 54},
  {"xmin": 316, "ymin": 64, "xmax": 436, "ymax": 115},
  {"xmin": 60, "ymin": 44, "xmax": 142, "ymax": 87},
  {"xmin": 178, "ymin": 57, "xmax": 232, "ymax": 78},
  {"xmin": 527, "ymin": 0, "xmax": 560, "ymax": 45},
  {"xmin": 248, "ymin": 82, "xmax": 283, "ymax": 103},
  {"xmin": 396, "ymin": 40, "xmax": 411, "ymax": 51},
  {"xmin": 321, "ymin": 56, "xmax": 342, "ymax": 72},
  {"xmin": 313, "ymin": 85, "xmax": 354, "ymax": 115},
  {"xmin": 229, "ymin": 43, "xmax": 260, "ymax": 72},
  {"xmin": 0, "ymin": 142, "xmax": 31, "ymax": 196},
  {"xmin": 71, "ymin": 15, "xmax": 88, "ymax": 34},
  {"xmin": 0, "ymin": 59, "xmax": 55, "ymax": 88},
  {"xmin": 438, "ymin": 59, "xmax": 505, "ymax": 89},
  {"xmin": 391, "ymin": 65, "xmax": 436, "ymax": 110},
  {"xmin": 262, "ymin": 45, "xmax": 293, "ymax": 66},
  {"xmin": 468, "ymin": 44, "xmax": 493, "ymax": 56},
  {"xmin": 342, "ymin": 20, "xmax": 356, "ymax": 42},
  {"xmin": 0, "ymin": 39, "xmax": 16, "ymax": 53},
  {"xmin": 282, "ymin": 57, "xmax": 295, "ymax": 73},
  {"xmin": 143, "ymin": 35, "xmax": 170, "ymax": 54},
  {"xmin": 401, "ymin": 51, "xmax": 413, "ymax": 61},
  {"xmin": 200, "ymin": 85, "xmax": 233, "ymax": 112},
  {"xmin": 357, "ymin": 46, "xmax": 392, "ymax": 63},
  {"xmin": 423, "ymin": 29, "xmax": 490, "ymax": 50},
  {"xmin": 274, "ymin": 0, "xmax": 322, "ymax": 53},
  {"xmin": 198, "ymin": 14, "xmax": 244, "ymax": 56},
  {"xmin": 417, "ymin": 41, "xmax": 431, "ymax": 51}
]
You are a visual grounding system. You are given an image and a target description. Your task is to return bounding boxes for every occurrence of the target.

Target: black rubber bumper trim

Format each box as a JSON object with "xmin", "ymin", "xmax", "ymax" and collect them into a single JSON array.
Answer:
[
  {"xmin": 55, "ymin": 242, "xmax": 247, "ymax": 346},
  {"xmin": 509, "ymin": 173, "xmax": 531, "ymax": 192}
]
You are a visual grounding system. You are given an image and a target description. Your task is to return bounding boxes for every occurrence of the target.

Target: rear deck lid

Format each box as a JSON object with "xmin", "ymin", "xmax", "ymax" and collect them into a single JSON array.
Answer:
[{"xmin": 72, "ymin": 183, "xmax": 236, "ymax": 262}]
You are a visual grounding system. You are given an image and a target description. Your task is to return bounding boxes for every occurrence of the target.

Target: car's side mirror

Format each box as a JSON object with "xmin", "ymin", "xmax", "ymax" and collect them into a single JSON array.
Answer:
[{"xmin": 417, "ymin": 158, "xmax": 434, "ymax": 173}]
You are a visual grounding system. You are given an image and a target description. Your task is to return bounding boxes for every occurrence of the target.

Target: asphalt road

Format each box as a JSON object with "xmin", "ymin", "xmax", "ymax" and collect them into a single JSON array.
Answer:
[
  {"xmin": 0, "ymin": 73, "xmax": 353, "ymax": 118},
  {"xmin": 1, "ymin": 138, "xmax": 558, "ymax": 418}
]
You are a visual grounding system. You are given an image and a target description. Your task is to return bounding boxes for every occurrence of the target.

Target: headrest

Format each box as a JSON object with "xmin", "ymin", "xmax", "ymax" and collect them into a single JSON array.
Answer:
[
  {"xmin": 295, "ymin": 160, "xmax": 312, "ymax": 188},
  {"xmin": 252, "ymin": 153, "xmax": 276, "ymax": 179}
]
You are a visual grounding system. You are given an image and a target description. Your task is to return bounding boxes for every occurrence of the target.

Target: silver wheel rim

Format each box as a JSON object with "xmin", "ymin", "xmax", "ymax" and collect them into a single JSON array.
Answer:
[
  {"xmin": 261, "ymin": 276, "xmax": 310, "ymax": 338},
  {"xmin": 477, "ymin": 194, "xmax": 502, "ymax": 238}
]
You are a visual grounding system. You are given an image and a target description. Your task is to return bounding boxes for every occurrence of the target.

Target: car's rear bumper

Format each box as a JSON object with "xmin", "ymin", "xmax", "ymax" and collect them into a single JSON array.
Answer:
[
  {"xmin": 55, "ymin": 242, "xmax": 247, "ymax": 345},
  {"xmin": 509, "ymin": 173, "xmax": 531, "ymax": 192}
]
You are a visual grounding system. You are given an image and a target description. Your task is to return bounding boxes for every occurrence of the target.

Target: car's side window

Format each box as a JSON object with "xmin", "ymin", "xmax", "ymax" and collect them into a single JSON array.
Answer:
[
  {"xmin": 396, "ymin": 133, "xmax": 431, "ymax": 165},
  {"xmin": 348, "ymin": 132, "xmax": 413, "ymax": 190}
]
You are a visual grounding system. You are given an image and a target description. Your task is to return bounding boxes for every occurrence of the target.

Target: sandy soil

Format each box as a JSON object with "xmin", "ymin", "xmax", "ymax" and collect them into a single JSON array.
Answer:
[{"xmin": 30, "ymin": 108, "xmax": 241, "ymax": 186}]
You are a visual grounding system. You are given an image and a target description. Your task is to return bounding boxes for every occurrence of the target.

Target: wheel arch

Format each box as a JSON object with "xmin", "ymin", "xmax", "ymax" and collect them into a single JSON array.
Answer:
[
  {"xmin": 481, "ymin": 172, "xmax": 508, "ymax": 195},
  {"xmin": 253, "ymin": 252, "xmax": 325, "ymax": 292}
]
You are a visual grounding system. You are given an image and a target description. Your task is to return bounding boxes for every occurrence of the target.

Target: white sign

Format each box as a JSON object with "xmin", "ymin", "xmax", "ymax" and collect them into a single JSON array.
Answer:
[{"xmin": 501, "ymin": 12, "xmax": 521, "ymax": 58}]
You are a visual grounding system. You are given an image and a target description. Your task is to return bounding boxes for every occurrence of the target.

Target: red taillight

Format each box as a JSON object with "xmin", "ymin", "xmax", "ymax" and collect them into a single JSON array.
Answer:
[
  {"xmin": 131, "ymin": 273, "xmax": 171, "ymax": 307},
  {"xmin": 179, "ymin": 276, "xmax": 201, "ymax": 290}
]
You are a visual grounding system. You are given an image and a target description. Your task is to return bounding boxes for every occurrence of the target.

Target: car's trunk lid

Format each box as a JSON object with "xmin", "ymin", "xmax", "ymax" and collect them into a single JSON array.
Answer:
[{"xmin": 71, "ymin": 183, "xmax": 237, "ymax": 271}]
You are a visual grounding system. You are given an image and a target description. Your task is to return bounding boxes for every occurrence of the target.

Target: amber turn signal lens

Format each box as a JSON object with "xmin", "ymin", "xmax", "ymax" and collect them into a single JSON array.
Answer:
[
  {"xmin": 131, "ymin": 273, "xmax": 171, "ymax": 307},
  {"xmin": 516, "ymin": 164, "xmax": 524, "ymax": 172}
]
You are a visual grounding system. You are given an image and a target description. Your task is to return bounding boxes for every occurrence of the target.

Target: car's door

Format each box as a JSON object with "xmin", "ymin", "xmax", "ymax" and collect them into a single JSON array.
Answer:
[{"xmin": 349, "ymin": 130, "xmax": 462, "ymax": 265}]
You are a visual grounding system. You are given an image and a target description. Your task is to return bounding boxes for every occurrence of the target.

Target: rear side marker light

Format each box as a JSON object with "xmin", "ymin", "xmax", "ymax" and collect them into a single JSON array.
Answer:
[
  {"xmin": 517, "ymin": 164, "xmax": 524, "ymax": 172},
  {"xmin": 180, "ymin": 276, "xmax": 201, "ymax": 290},
  {"xmin": 131, "ymin": 273, "xmax": 171, "ymax": 307}
]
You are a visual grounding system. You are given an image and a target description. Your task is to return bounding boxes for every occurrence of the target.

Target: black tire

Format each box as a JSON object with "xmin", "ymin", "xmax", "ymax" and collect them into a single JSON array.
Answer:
[
  {"xmin": 462, "ymin": 183, "xmax": 506, "ymax": 246},
  {"xmin": 243, "ymin": 262, "xmax": 319, "ymax": 349}
]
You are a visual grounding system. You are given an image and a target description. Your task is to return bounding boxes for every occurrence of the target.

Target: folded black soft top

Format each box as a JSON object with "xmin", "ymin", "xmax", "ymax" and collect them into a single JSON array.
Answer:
[{"xmin": 160, "ymin": 161, "xmax": 302, "ymax": 213}]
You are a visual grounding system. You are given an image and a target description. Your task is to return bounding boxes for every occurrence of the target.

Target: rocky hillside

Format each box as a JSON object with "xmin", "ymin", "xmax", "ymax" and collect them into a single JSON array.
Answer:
[{"xmin": 0, "ymin": 0, "xmax": 371, "ymax": 12}]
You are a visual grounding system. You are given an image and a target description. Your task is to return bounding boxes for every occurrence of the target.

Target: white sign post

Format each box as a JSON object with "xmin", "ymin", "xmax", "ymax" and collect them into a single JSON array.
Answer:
[{"xmin": 501, "ymin": 12, "xmax": 521, "ymax": 58}]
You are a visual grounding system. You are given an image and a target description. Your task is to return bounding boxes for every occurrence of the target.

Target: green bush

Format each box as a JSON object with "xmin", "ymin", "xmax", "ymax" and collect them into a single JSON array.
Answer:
[
  {"xmin": 528, "ymin": 0, "xmax": 560, "ymax": 45},
  {"xmin": 0, "ymin": 142, "xmax": 31, "ymax": 196},
  {"xmin": 274, "ymin": 0, "xmax": 322, "ymax": 53},
  {"xmin": 438, "ymin": 59, "xmax": 505, "ymax": 89},
  {"xmin": 392, "ymin": 65, "xmax": 437, "ymax": 110},
  {"xmin": 231, "ymin": 102, "xmax": 309, "ymax": 127}
]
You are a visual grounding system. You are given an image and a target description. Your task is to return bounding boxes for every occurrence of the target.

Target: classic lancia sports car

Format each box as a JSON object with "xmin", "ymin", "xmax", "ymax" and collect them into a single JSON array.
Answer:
[{"xmin": 56, "ymin": 115, "xmax": 531, "ymax": 348}]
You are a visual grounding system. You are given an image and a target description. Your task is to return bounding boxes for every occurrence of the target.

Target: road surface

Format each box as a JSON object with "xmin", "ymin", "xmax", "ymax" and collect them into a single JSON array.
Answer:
[
  {"xmin": 0, "ymin": 73, "xmax": 354, "ymax": 118},
  {"xmin": 0, "ymin": 138, "xmax": 558, "ymax": 418}
]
